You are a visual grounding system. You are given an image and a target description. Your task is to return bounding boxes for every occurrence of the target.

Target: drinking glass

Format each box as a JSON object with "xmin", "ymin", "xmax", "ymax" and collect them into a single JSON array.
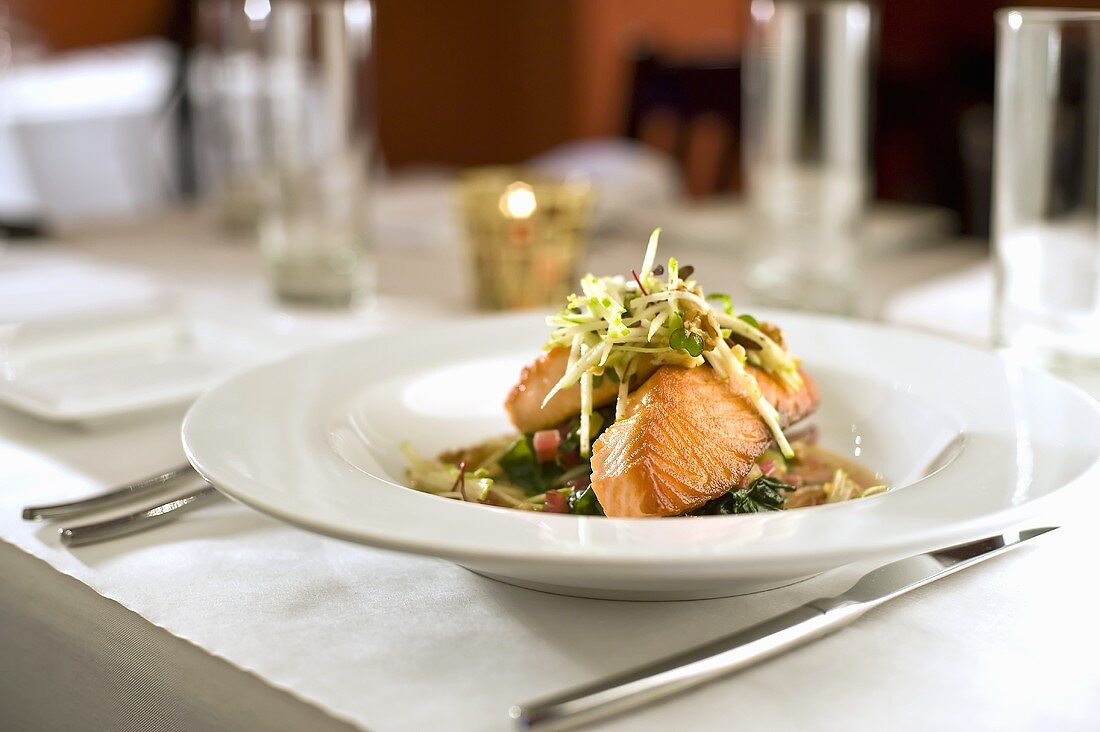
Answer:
[
  {"xmin": 193, "ymin": 0, "xmax": 376, "ymax": 306},
  {"xmin": 993, "ymin": 9, "xmax": 1100, "ymax": 370},
  {"xmin": 456, "ymin": 168, "xmax": 593, "ymax": 311},
  {"xmin": 742, "ymin": 0, "xmax": 877, "ymax": 314},
  {"xmin": 192, "ymin": 0, "xmax": 267, "ymax": 234}
]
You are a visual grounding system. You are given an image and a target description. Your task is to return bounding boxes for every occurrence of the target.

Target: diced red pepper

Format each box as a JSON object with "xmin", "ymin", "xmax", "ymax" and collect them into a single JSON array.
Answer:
[
  {"xmin": 564, "ymin": 476, "xmax": 591, "ymax": 489},
  {"xmin": 758, "ymin": 459, "xmax": 776, "ymax": 476},
  {"xmin": 533, "ymin": 429, "xmax": 561, "ymax": 462},
  {"xmin": 544, "ymin": 489, "xmax": 569, "ymax": 513}
]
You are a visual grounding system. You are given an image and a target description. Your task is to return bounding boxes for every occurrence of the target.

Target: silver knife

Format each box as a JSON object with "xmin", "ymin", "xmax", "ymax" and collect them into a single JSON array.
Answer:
[{"xmin": 511, "ymin": 527, "xmax": 1056, "ymax": 731}]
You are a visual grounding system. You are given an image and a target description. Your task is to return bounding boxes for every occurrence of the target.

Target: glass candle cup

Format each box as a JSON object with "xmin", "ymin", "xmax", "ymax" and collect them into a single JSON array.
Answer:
[{"xmin": 456, "ymin": 169, "xmax": 594, "ymax": 311}]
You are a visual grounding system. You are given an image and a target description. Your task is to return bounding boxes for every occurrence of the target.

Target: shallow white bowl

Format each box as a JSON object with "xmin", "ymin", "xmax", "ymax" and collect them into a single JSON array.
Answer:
[{"xmin": 182, "ymin": 312, "xmax": 1100, "ymax": 600}]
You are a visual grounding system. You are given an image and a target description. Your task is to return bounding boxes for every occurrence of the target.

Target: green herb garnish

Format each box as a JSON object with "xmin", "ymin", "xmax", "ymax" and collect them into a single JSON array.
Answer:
[
  {"xmin": 568, "ymin": 485, "xmax": 604, "ymax": 515},
  {"xmin": 707, "ymin": 292, "xmax": 734, "ymax": 315},
  {"xmin": 541, "ymin": 229, "xmax": 802, "ymax": 460},
  {"xmin": 695, "ymin": 475, "xmax": 796, "ymax": 515},
  {"xmin": 556, "ymin": 407, "xmax": 614, "ymax": 467},
  {"xmin": 498, "ymin": 436, "xmax": 549, "ymax": 495},
  {"xmin": 669, "ymin": 328, "xmax": 704, "ymax": 357},
  {"xmin": 738, "ymin": 313, "xmax": 760, "ymax": 329}
]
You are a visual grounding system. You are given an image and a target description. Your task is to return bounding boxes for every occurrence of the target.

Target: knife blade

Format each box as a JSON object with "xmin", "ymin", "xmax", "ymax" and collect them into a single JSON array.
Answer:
[{"xmin": 512, "ymin": 527, "xmax": 1057, "ymax": 731}]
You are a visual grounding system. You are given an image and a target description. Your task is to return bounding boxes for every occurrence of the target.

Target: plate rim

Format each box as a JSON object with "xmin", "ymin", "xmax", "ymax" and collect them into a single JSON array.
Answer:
[{"xmin": 181, "ymin": 310, "xmax": 1100, "ymax": 570}]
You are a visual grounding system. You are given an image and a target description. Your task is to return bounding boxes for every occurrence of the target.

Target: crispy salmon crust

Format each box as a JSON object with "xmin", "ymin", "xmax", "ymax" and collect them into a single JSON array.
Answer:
[
  {"xmin": 745, "ymin": 366, "xmax": 820, "ymax": 428},
  {"xmin": 504, "ymin": 348, "xmax": 656, "ymax": 433},
  {"xmin": 590, "ymin": 365, "xmax": 819, "ymax": 517}
]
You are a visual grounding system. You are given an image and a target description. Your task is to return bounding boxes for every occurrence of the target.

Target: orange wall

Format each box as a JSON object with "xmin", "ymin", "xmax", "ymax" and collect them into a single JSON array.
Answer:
[
  {"xmin": 14, "ymin": 0, "xmax": 751, "ymax": 166},
  {"xmin": 376, "ymin": 0, "xmax": 750, "ymax": 165},
  {"xmin": 12, "ymin": 0, "xmax": 172, "ymax": 50},
  {"xmin": 375, "ymin": 0, "xmax": 577, "ymax": 167},
  {"xmin": 572, "ymin": 0, "xmax": 748, "ymax": 138}
]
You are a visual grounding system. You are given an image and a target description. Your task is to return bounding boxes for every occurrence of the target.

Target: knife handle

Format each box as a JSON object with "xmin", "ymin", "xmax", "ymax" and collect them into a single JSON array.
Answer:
[{"xmin": 512, "ymin": 600, "xmax": 867, "ymax": 731}]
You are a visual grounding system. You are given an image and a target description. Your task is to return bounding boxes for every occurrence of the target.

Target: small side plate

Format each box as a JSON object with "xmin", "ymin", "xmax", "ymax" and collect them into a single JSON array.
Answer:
[{"xmin": 0, "ymin": 312, "xmax": 285, "ymax": 424}]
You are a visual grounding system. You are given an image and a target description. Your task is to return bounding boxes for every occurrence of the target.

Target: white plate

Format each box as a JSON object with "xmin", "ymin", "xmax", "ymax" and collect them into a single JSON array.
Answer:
[
  {"xmin": 0, "ymin": 255, "xmax": 289, "ymax": 424},
  {"xmin": 182, "ymin": 312, "xmax": 1100, "ymax": 600},
  {"xmin": 0, "ymin": 312, "xmax": 286, "ymax": 424}
]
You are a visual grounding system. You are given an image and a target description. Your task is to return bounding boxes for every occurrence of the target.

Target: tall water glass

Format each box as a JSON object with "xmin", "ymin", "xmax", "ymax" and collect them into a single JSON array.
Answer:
[
  {"xmin": 994, "ymin": 9, "xmax": 1100, "ymax": 369},
  {"xmin": 259, "ymin": 0, "xmax": 375, "ymax": 307},
  {"xmin": 192, "ymin": 0, "xmax": 267, "ymax": 234},
  {"xmin": 742, "ymin": 0, "xmax": 877, "ymax": 314},
  {"xmin": 194, "ymin": 0, "xmax": 376, "ymax": 306}
]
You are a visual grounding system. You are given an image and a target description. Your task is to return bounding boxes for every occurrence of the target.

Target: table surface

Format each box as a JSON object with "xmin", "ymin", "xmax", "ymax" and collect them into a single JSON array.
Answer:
[{"xmin": 3, "ymin": 209, "xmax": 1099, "ymax": 732}]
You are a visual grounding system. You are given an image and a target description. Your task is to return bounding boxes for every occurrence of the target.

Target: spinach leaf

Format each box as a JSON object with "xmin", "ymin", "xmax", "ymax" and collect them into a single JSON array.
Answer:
[
  {"xmin": 557, "ymin": 420, "xmax": 582, "ymax": 464},
  {"xmin": 557, "ymin": 406, "xmax": 616, "ymax": 463},
  {"xmin": 504, "ymin": 407, "xmax": 614, "ymax": 497},
  {"xmin": 696, "ymin": 475, "xmax": 796, "ymax": 515},
  {"xmin": 499, "ymin": 436, "xmax": 548, "ymax": 495},
  {"xmin": 568, "ymin": 485, "xmax": 604, "ymax": 515}
]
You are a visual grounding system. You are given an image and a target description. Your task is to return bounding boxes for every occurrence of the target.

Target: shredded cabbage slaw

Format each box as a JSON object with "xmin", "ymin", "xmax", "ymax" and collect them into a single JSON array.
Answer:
[{"xmin": 541, "ymin": 229, "xmax": 803, "ymax": 458}]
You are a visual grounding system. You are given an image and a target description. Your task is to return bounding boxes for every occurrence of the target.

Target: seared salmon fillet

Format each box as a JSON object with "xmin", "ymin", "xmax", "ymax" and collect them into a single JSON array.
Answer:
[
  {"xmin": 742, "ymin": 366, "xmax": 820, "ymax": 428},
  {"xmin": 590, "ymin": 365, "xmax": 819, "ymax": 517},
  {"xmin": 505, "ymin": 348, "xmax": 656, "ymax": 433}
]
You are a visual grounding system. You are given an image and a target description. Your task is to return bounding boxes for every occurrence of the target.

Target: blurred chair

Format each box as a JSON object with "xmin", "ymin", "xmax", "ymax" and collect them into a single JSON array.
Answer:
[{"xmin": 623, "ymin": 46, "xmax": 741, "ymax": 197}]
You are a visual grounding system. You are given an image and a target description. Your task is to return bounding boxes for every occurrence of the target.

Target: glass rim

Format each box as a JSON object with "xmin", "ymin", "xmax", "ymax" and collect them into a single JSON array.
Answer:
[
  {"xmin": 456, "ymin": 166, "xmax": 591, "ymax": 188},
  {"xmin": 996, "ymin": 7, "xmax": 1100, "ymax": 25},
  {"xmin": 749, "ymin": 0, "xmax": 875, "ymax": 21}
]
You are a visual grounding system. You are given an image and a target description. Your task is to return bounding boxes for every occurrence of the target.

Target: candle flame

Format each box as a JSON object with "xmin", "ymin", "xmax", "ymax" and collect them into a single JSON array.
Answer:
[{"xmin": 500, "ymin": 182, "xmax": 537, "ymax": 220}]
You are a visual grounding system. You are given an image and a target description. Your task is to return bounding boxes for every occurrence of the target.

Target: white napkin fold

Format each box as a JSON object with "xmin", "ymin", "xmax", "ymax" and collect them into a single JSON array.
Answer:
[
  {"xmin": 0, "ymin": 254, "xmax": 166, "ymax": 327},
  {"xmin": 0, "ymin": 254, "xmax": 273, "ymax": 422}
]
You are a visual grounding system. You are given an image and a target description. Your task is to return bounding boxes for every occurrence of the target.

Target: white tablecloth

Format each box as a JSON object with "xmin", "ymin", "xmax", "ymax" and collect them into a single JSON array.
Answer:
[{"xmin": 3, "ymin": 213, "xmax": 1098, "ymax": 731}]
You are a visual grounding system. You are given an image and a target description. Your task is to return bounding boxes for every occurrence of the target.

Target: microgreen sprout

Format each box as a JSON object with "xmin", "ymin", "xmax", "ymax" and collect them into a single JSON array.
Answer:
[
  {"xmin": 543, "ymin": 229, "xmax": 802, "ymax": 457},
  {"xmin": 707, "ymin": 292, "xmax": 734, "ymax": 315}
]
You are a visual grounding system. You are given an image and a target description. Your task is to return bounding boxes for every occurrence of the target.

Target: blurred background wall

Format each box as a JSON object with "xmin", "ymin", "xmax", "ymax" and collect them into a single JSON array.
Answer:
[{"xmin": 6, "ymin": 0, "xmax": 1099, "ymax": 235}]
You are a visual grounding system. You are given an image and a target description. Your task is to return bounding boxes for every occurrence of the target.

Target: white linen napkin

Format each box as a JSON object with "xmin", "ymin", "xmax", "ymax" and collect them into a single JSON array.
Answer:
[
  {"xmin": 0, "ymin": 254, "xmax": 166, "ymax": 327},
  {"xmin": 0, "ymin": 254, "xmax": 280, "ymax": 422}
]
